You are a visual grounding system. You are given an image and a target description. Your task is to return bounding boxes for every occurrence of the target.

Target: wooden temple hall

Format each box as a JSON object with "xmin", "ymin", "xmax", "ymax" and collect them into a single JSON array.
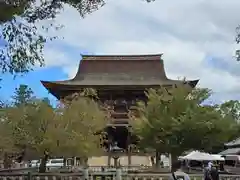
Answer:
[{"xmin": 41, "ymin": 54, "xmax": 199, "ymax": 166}]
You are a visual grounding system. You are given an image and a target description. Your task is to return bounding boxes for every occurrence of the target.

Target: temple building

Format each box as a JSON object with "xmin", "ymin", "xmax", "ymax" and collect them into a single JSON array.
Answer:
[
  {"xmin": 219, "ymin": 137, "xmax": 240, "ymax": 155},
  {"xmin": 41, "ymin": 54, "xmax": 199, "ymax": 166}
]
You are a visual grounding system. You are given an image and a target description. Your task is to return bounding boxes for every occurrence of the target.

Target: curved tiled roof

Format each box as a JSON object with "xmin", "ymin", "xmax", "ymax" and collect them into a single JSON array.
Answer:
[
  {"xmin": 41, "ymin": 54, "xmax": 199, "ymax": 98},
  {"xmin": 219, "ymin": 148, "xmax": 240, "ymax": 155},
  {"xmin": 73, "ymin": 54, "xmax": 166, "ymax": 81},
  {"xmin": 225, "ymin": 137, "xmax": 240, "ymax": 147}
]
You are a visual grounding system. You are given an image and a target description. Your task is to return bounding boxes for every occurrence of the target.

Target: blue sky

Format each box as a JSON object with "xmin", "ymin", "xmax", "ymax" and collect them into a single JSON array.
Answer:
[
  {"xmin": 0, "ymin": 40, "xmax": 93, "ymax": 105},
  {"xmin": 0, "ymin": 67, "xmax": 65, "ymax": 105},
  {"xmin": 1, "ymin": 0, "xmax": 240, "ymax": 105}
]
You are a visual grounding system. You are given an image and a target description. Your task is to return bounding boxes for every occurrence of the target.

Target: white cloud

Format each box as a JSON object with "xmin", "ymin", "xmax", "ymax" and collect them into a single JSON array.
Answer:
[
  {"xmin": 41, "ymin": 0, "xmax": 240, "ymax": 101},
  {"xmin": 43, "ymin": 47, "xmax": 69, "ymax": 67}
]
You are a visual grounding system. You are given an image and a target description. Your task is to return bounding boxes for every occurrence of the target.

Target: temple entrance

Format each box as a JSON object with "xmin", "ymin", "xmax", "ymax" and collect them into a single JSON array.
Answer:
[{"xmin": 106, "ymin": 126, "xmax": 129, "ymax": 149}]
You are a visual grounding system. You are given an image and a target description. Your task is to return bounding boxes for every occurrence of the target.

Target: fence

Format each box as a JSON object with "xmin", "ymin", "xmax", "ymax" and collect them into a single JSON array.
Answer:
[
  {"xmin": 0, "ymin": 166, "xmax": 165, "ymax": 174},
  {"xmin": 0, "ymin": 171, "xmax": 239, "ymax": 180}
]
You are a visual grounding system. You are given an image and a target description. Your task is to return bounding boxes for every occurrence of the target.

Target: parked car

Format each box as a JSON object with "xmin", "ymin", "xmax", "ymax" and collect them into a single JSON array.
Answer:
[
  {"xmin": 29, "ymin": 158, "xmax": 72, "ymax": 171},
  {"xmin": 46, "ymin": 159, "xmax": 64, "ymax": 169},
  {"xmin": 29, "ymin": 160, "xmax": 40, "ymax": 167}
]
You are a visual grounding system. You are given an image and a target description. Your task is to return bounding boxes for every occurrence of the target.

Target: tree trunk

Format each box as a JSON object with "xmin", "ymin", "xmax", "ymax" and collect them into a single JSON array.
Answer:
[
  {"xmin": 15, "ymin": 149, "xmax": 26, "ymax": 163},
  {"xmin": 155, "ymin": 151, "xmax": 161, "ymax": 168},
  {"xmin": 80, "ymin": 156, "xmax": 88, "ymax": 168},
  {"xmin": 63, "ymin": 158, "xmax": 66, "ymax": 168},
  {"xmin": 127, "ymin": 144, "xmax": 132, "ymax": 167},
  {"xmin": 3, "ymin": 153, "xmax": 11, "ymax": 169},
  {"xmin": 150, "ymin": 156, "xmax": 155, "ymax": 167},
  {"xmin": 127, "ymin": 151, "xmax": 131, "ymax": 167},
  {"xmin": 39, "ymin": 157, "xmax": 47, "ymax": 173},
  {"xmin": 170, "ymin": 153, "xmax": 178, "ymax": 172},
  {"xmin": 107, "ymin": 143, "xmax": 111, "ymax": 166},
  {"xmin": 39, "ymin": 150, "xmax": 49, "ymax": 173}
]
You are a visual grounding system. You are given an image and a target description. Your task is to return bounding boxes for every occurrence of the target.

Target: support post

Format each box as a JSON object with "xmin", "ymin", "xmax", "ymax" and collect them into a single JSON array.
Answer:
[
  {"xmin": 108, "ymin": 155, "xmax": 111, "ymax": 166},
  {"xmin": 27, "ymin": 172, "xmax": 32, "ymax": 180},
  {"xmin": 113, "ymin": 157, "xmax": 118, "ymax": 168},
  {"xmin": 116, "ymin": 167, "xmax": 122, "ymax": 180},
  {"xmin": 169, "ymin": 153, "xmax": 172, "ymax": 172},
  {"xmin": 83, "ymin": 168, "xmax": 89, "ymax": 180},
  {"xmin": 128, "ymin": 150, "xmax": 131, "ymax": 167},
  {"xmin": 127, "ymin": 128, "xmax": 131, "ymax": 167},
  {"xmin": 108, "ymin": 144, "xmax": 111, "ymax": 166}
]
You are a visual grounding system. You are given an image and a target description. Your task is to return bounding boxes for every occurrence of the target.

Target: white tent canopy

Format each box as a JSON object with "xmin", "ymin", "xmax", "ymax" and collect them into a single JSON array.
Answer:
[
  {"xmin": 180, "ymin": 151, "xmax": 224, "ymax": 161},
  {"xmin": 211, "ymin": 154, "xmax": 225, "ymax": 161}
]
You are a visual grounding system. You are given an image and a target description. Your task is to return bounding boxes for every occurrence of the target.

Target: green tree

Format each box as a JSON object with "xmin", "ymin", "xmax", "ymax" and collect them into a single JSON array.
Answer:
[
  {"xmin": 0, "ymin": 95, "xmax": 52, "ymax": 168},
  {"xmin": 0, "ymin": 102, "xmax": 20, "ymax": 168},
  {"xmin": 4, "ymin": 89, "xmax": 108, "ymax": 172},
  {"xmin": 42, "ymin": 97, "xmax": 51, "ymax": 105},
  {"xmin": 217, "ymin": 100, "xmax": 240, "ymax": 146},
  {"xmin": 55, "ymin": 91, "xmax": 108, "ymax": 167},
  {"xmin": 3, "ymin": 100, "xmax": 56, "ymax": 170},
  {"xmin": 0, "ymin": 121, "xmax": 17, "ymax": 168},
  {"xmin": 130, "ymin": 86, "xmax": 238, "ymax": 169},
  {"xmin": 11, "ymin": 84, "xmax": 34, "ymax": 106},
  {"xmin": 218, "ymin": 100, "xmax": 240, "ymax": 122}
]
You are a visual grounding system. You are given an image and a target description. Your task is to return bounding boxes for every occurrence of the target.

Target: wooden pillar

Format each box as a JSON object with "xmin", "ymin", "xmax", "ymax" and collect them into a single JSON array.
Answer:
[
  {"xmin": 127, "ymin": 126, "xmax": 132, "ymax": 166},
  {"xmin": 108, "ymin": 152, "xmax": 111, "ymax": 166},
  {"xmin": 107, "ymin": 133, "xmax": 113, "ymax": 167},
  {"xmin": 128, "ymin": 148, "xmax": 131, "ymax": 167}
]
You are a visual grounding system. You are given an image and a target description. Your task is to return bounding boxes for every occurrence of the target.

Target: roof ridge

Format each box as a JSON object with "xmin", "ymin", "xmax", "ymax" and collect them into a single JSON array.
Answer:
[
  {"xmin": 225, "ymin": 137, "xmax": 240, "ymax": 146},
  {"xmin": 81, "ymin": 53, "xmax": 163, "ymax": 57}
]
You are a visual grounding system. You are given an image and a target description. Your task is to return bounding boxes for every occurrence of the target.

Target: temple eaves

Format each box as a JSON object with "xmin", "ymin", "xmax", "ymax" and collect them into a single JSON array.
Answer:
[{"xmin": 41, "ymin": 53, "xmax": 199, "ymax": 99}]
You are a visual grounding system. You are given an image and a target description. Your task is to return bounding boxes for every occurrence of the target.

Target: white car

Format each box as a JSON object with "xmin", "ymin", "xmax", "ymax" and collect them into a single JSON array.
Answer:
[
  {"xmin": 46, "ymin": 159, "xmax": 64, "ymax": 169},
  {"xmin": 30, "ymin": 160, "xmax": 40, "ymax": 167}
]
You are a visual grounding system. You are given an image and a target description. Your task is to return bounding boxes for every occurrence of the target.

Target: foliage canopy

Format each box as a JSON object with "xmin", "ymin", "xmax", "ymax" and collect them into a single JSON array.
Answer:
[
  {"xmin": 130, "ymin": 86, "xmax": 240, "ymax": 166},
  {"xmin": 0, "ymin": 87, "xmax": 109, "ymax": 171}
]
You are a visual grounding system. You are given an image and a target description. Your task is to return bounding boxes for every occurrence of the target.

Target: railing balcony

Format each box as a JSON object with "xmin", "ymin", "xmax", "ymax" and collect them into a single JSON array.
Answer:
[
  {"xmin": 110, "ymin": 119, "xmax": 129, "ymax": 124},
  {"xmin": 111, "ymin": 112, "xmax": 129, "ymax": 119}
]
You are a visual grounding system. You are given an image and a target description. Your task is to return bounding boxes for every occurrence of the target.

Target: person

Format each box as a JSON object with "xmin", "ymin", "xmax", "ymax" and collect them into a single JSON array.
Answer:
[
  {"xmin": 204, "ymin": 162, "xmax": 213, "ymax": 180},
  {"xmin": 210, "ymin": 162, "xmax": 219, "ymax": 180},
  {"xmin": 169, "ymin": 161, "xmax": 190, "ymax": 180},
  {"xmin": 219, "ymin": 162, "xmax": 224, "ymax": 171},
  {"xmin": 204, "ymin": 161, "xmax": 219, "ymax": 180}
]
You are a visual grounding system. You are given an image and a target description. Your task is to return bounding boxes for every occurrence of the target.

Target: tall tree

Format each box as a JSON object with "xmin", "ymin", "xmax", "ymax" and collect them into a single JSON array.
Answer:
[
  {"xmin": 42, "ymin": 97, "xmax": 51, "ymax": 105},
  {"xmin": 217, "ymin": 100, "xmax": 240, "ymax": 144},
  {"xmin": 11, "ymin": 84, "xmax": 34, "ymax": 106},
  {"xmin": 4, "ymin": 89, "xmax": 108, "ymax": 172},
  {"xmin": 130, "ymin": 86, "xmax": 238, "ymax": 169},
  {"xmin": 218, "ymin": 100, "xmax": 240, "ymax": 122},
  {"xmin": 2, "ymin": 100, "xmax": 55, "ymax": 169},
  {"xmin": 0, "ymin": 102, "xmax": 19, "ymax": 168},
  {"xmin": 55, "ymin": 91, "xmax": 108, "ymax": 168}
]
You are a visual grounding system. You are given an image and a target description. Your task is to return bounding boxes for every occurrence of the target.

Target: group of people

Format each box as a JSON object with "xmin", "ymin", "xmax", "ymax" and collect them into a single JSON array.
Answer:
[{"xmin": 169, "ymin": 161, "xmax": 219, "ymax": 180}]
